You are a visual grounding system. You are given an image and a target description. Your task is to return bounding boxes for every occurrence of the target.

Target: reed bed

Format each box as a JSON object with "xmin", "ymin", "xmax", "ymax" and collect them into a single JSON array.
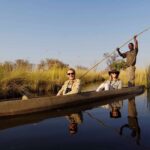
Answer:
[
  {"xmin": 120, "ymin": 68, "xmax": 147, "ymax": 86},
  {"xmin": 0, "ymin": 66, "xmax": 103, "ymax": 98},
  {"xmin": 97, "ymin": 68, "xmax": 148, "ymax": 88},
  {"xmin": 146, "ymin": 65, "xmax": 150, "ymax": 88},
  {"xmin": 0, "ymin": 60, "xmax": 149, "ymax": 99}
]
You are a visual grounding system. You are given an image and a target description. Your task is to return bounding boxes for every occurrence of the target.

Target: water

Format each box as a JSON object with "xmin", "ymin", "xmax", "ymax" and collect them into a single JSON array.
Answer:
[{"xmin": 0, "ymin": 85, "xmax": 150, "ymax": 150}]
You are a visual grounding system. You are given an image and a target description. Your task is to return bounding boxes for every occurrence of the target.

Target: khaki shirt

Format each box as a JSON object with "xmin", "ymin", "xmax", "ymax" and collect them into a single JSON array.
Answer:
[
  {"xmin": 122, "ymin": 48, "xmax": 138, "ymax": 67},
  {"xmin": 57, "ymin": 79, "xmax": 81, "ymax": 96}
]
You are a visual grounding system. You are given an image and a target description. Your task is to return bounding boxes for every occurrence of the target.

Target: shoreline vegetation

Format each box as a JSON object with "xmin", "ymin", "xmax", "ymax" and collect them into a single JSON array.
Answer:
[
  {"xmin": 0, "ymin": 59, "xmax": 149, "ymax": 99},
  {"xmin": 0, "ymin": 59, "xmax": 103, "ymax": 99}
]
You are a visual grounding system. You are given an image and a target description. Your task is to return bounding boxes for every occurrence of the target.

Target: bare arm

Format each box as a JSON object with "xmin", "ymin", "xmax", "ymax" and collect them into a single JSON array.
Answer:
[
  {"xmin": 134, "ymin": 35, "xmax": 138, "ymax": 50},
  {"xmin": 57, "ymin": 82, "xmax": 67, "ymax": 96},
  {"xmin": 96, "ymin": 83, "xmax": 105, "ymax": 92},
  {"xmin": 118, "ymin": 80, "xmax": 122, "ymax": 89},
  {"xmin": 116, "ymin": 48, "xmax": 126, "ymax": 58},
  {"xmin": 56, "ymin": 85, "xmax": 64, "ymax": 96}
]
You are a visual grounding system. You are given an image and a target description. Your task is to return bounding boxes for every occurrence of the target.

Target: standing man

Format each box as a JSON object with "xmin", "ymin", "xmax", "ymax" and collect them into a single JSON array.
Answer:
[{"xmin": 116, "ymin": 35, "xmax": 138, "ymax": 86}]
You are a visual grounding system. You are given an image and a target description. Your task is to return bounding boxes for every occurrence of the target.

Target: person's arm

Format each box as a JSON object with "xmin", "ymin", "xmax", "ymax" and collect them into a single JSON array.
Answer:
[
  {"xmin": 116, "ymin": 48, "xmax": 126, "ymax": 58},
  {"xmin": 56, "ymin": 86, "xmax": 64, "ymax": 96},
  {"xmin": 119, "ymin": 124, "xmax": 129, "ymax": 135},
  {"xmin": 57, "ymin": 82, "xmax": 66, "ymax": 96},
  {"xmin": 134, "ymin": 35, "xmax": 138, "ymax": 53},
  {"xmin": 118, "ymin": 80, "xmax": 122, "ymax": 89},
  {"xmin": 96, "ymin": 83, "xmax": 105, "ymax": 92}
]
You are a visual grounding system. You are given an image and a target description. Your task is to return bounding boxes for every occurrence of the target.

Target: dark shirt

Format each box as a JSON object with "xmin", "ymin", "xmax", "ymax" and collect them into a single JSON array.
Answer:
[{"xmin": 65, "ymin": 87, "xmax": 72, "ymax": 94}]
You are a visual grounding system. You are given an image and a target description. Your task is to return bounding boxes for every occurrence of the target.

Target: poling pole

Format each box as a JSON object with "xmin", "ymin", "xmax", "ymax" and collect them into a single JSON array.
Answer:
[{"xmin": 79, "ymin": 26, "xmax": 150, "ymax": 79}]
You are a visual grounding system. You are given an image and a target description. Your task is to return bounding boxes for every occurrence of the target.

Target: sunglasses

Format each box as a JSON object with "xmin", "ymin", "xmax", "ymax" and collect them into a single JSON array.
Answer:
[{"xmin": 67, "ymin": 72, "xmax": 75, "ymax": 75}]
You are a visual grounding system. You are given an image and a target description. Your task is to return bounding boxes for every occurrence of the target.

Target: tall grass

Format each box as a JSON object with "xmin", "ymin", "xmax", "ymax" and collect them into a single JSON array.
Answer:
[
  {"xmin": 0, "ymin": 66, "xmax": 103, "ymax": 98},
  {"xmin": 0, "ymin": 58, "xmax": 149, "ymax": 99},
  {"xmin": 146, "ymin": 65, "xmax": 150, "ymax": 88},
  {"xmin": 97, "ymin": 68, "xmax": 148, "ymax": 87},
  {"xmin": 115, "ymin": 68, "xmax": 147, "ymax": 87}
]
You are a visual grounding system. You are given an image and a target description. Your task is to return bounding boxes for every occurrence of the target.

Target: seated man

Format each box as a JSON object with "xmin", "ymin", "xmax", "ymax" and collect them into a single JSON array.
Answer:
[{"xmin": 57, "ymin": 68, "xmax": 81, "ymax": 96}]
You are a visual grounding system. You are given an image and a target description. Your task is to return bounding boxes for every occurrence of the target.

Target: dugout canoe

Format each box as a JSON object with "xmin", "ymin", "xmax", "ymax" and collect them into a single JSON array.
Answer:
[{"xmin": 0, "ymin": 85, "xmax": 145, "ymax": 118}]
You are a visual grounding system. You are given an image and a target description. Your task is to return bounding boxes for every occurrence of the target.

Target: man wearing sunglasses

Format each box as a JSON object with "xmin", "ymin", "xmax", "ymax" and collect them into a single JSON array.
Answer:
[{"xmin": 57, "ymin": 68, "xmax": 81, "ymax": 96}]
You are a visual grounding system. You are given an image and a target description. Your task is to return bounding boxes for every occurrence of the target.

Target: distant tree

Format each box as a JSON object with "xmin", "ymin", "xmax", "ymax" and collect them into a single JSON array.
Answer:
[
  {"xmin": 3, "ymin": 61, "xmax": 13, "ymax": 72},
  {"xmin": 46, "ymin": 58, "xmax": 68, "ymax": 69},
  {"xmin": 103, "ymin": 52, "xmax": 126, "ymax": 70},
  {"xmin": 76, "ymin": 65, "xmax": 88, "ymax": 71},
  {"xmin": 14, "ymin": 59, "xmax": 33, "ymax": 71},
  {"xmin": 110, "ymin": 60, "xmax": 126, "ymax": 71},
  {"xmin": 37, "ymin": 58, "xmax": 68, "ymax": 71},
  {"xmin": 38, "ymin": 60, "xmax": 46, "ymax": 71}
]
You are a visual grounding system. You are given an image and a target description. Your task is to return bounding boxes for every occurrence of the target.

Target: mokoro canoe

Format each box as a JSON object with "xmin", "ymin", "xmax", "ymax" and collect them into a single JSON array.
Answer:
[
  {"xmin": 0, "ymin": 85, "xmax": 145, "ymax": 130},
  {"xmin": 0, "ymin": 85, "xmax": 145, "ymax": 118}
]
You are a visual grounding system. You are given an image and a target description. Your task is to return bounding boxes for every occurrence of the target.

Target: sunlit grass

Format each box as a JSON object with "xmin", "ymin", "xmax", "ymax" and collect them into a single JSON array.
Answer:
[
  {"xmin": 117, "ymin": 68, "xmax": 147, "ymax": 87},
  {"xmin": 0, "ymin": 63, "xmax": 149, "ymax": 98},
  {"xmin": 0, "ymin": 66, "xmax": 103, "ymax": 97},
  {"xmin": 97, "ymin": 68, "xmax": 148, "ymax": 87},
  {"xmin": 146, "ymin": 65, "xmax": 150, "ymax": 88}
]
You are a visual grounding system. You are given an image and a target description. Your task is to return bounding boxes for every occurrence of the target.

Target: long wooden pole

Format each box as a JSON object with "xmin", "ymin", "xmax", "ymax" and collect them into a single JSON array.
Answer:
[{"xmin": 79, "ymin": 27, "xmax": 150, "ymax": 79}]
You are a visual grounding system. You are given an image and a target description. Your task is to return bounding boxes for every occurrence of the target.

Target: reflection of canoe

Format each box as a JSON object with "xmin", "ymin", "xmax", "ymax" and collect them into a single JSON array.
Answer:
[
  {"xmin": 0, "ymin": 86, "xmax": 145, "ymax": 130},
  {"xmin": 0, "ymin": 85, "xmax": 145, "ymax": 118}
]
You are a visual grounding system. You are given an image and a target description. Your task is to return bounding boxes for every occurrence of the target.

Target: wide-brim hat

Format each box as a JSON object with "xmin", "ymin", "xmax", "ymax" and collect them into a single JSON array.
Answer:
[
  {"xmin": 110, "ymin": 110, "xmax": 121, "ymax": 118},
  {"xmin": 108, "ymin": 69, "xmax": 120, "ymax": 75}
]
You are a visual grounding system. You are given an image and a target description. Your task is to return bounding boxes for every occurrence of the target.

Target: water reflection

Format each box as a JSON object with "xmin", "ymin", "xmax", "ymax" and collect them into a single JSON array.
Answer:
[
  {"xmin": 119, "ymin": 97, "xmax": 141, "ymax": 145},
  {"xmin": 0, "ymin": 91, "xmax": 143, "ymax": 132},
  {"xmin": 147, "ymin": 89, "xmax": 150, "ymax": 110},
  {"xmin": 0, "ymin": 89, "xmax": 148, "ymax": 150},
  {"xmin": 102, "ymin": 100, "xmax": 123, "ymax": 118},
  {"xmin": 66, "ymin": 112, "xmax": 83, "ymax": 134}
]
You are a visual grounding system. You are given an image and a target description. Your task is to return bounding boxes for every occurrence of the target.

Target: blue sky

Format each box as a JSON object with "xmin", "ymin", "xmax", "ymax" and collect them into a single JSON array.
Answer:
[{"xmin": 0, "ymin": 0, "xmax": 149, "ymax": 69}]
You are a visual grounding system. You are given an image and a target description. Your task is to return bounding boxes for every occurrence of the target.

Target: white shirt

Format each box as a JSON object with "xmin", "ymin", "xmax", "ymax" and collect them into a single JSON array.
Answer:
[{"xmin": 96, "ymin": 79, "xmax": 122, "ymax": 92}]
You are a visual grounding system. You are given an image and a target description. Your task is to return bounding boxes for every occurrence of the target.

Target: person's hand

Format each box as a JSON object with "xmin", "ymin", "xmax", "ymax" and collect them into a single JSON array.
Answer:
[
  {"xmin": 134, "ymin": 35, "xmax": 137, "ymax": 40},
  {"xmin": 116, "ymin": 48, "xmax": 120, "ymax": 51}
]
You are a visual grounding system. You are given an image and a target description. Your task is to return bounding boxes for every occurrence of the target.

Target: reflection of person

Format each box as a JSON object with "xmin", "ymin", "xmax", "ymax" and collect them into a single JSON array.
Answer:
[
  {"xmin": 102, "ymin": 100, "xmax": 123, "ymax": 119},
  {"xmin": 96, "ymin": 69, "xmax": 122, "ymax": 92},
  {"xmin": 109, "ymin": 102, "xmax": 122, "ymax": 118},
  {"xmin": 66, "ymin": 112, "xmax": 83, "ymax": 135},
  {"xmin": 22, "ymin": 95, "xmax": 28, "ymax": 100},
  {"xmin": 119, "ymin": 97, "xmax": 141, "ymax": 145},
  {"xmin": 57, "ymin": 68, "xmax": 81, "ymax": 96},
  {"xmin": 116, "ymin": 35, "xmax": 138, "ymax": 87}
]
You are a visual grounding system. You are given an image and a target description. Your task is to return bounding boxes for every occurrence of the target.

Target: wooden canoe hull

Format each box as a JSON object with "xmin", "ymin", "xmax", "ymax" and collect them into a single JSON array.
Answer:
[{"xmin": 0, "ymin": 85, "xmax": 145, "ymax": 117}]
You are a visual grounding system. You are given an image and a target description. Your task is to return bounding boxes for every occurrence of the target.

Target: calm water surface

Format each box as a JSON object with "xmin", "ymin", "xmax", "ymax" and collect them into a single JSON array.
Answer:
[{"xmin": 0, "ymin": 85, "xmax": 150, "ymax": 150}]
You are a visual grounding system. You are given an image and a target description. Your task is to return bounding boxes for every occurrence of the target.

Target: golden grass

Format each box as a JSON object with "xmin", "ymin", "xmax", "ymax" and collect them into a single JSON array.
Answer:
[
  {"xmin": 0, "ymin": 67, "xmax": 103, "ymax": 97},
  {"xmin": 120, "ymin": 69, "xmax": 146, "ymax": 86},
  {"xmin": 96, "ymin": 68, "xmax": 148, "ymax": 87},
  {"xmin": 146, "ymin": 65, "xmax": 150, "ymax": 88},
  {"xmin": 0, "ymin": 65, "xmax": 149, "ymax": 98}
]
